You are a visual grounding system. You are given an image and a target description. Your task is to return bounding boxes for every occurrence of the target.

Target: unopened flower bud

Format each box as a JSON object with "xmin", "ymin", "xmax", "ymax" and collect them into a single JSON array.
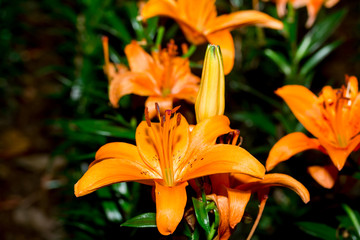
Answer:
[{"xmin": 195, "ymin": 44, "xmax": 225, "ymax": 122}]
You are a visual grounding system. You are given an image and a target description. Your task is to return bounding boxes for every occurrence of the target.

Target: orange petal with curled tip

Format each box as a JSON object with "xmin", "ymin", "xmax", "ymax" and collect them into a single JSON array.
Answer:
[
  {"xmin": 155, "ymin": 181, "xmax": 188, "ymax": 235},
  {"xmin": 206, "ymin": 10, "xmax": 283, "ymax": 33},
  {"xmin": 275, "ymin": 85, "xmax": 333, "ymax": 143},
  {"xmin": 236, "ymin": 173, "xmax": 310, "ymax": 204},
  {"xmin": 180, "ymin": 144, "xmax": 265, "ymax": 182},
  {"xmin": 74, "ymin": 157, "xmax": 160, "ymax": 197},
  {"xmin": 206, "ymin": 30, "xmax": 234, "ymax": 75},
  {"xmin": 266, "ymin": 132, "xmax": 321, "ymax": 171},
  {"xmin": 307, "ymin": 165, "xmax": 338, "ymax": 189}
]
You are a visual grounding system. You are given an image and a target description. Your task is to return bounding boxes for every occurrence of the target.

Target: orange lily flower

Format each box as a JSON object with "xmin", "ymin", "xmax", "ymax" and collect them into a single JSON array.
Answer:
[
  {"xmin": 266, "ymin": 76, "xmax": 360, "ymax": 188},
  {"xmin": 201, "ymin": 131, "xmax": 309, "ymax": 239},
  {"xmin": 266, "ymin": 0, "xmax": 339, "ymax": 27},
  {"xmin": 208, "ymin": 173, "xmax": 309, "ymax": 240},
  {"xmin": 75, "ymin": 106, "xmax": 265, "ymax": 235},
  {"xmin": 102, "ymin": 37, "xmax": 200, "ymax": 119},
  {"xmin": 140, "ymin": 0, "xmax": 283, "ymax": 75}
]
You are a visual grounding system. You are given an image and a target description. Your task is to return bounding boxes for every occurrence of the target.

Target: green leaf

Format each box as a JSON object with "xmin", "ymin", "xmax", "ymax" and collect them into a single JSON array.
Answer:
[
  {"xmin": 184, "ymin": 223, "xmax": 200, "ymax": 240},
  {"xmin": 72, "ymin": 119, "xmax": 135, "ymax": 139},
  {"xmin": 124, "ymin": 1, "xmax": 144, "ymax": 41},
  {"xmin": 192, "ymin": 198, "xmax": 211, "ymax": 234},
  {"xmin": 264, "ymin": 49, "xmax": 291, "ymax": 76},
  {"xmin": 103, "ymin": 11, "xmax": 132, "ymax": 44},
  {"xmin": 297, "ymin": 221, "xmax": 337, "ymax": 240},
  {"xmin": 342, "ymin": 204, "xmax": 360, "ymax": 238},
  {"xmin": 300, "ymin": 40, "xmax": 342, "ymax": 77},
  {"xmin": 296, "ymin": 9, "xmax": 346, "ymax": 61},
  {"xmin": 231, "ymin": 109, "xmax": 276, "ymax": 137},
  {"xmin": 353, "ymin": 172, "xmax": 360, "ymax": 180},
  {"xmin": 102, "ymin": 201, "xmax": 123, "ymax": 222},
  {"xmin": 121, "ymin": 213, "xmax": 157, "ymax": 228},
  {"xmin": 144, "ymin": 17, "xmax": 159, "ymax": 43}
]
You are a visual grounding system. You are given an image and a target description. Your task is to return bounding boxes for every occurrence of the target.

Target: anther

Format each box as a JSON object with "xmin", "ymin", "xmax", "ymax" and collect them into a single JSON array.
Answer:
[
  {"xmin": 176, "ymin": 113, "xmax": 181, "ymax": 126},
  {"xmin": 226, "ymin": 132, "xmax": 234, "ymax": 144},
  {"xmin": 162, "ymin": 115, "xmax": 166, "ymax": 127},
  {"xmin": 145, "ymin": 107, "xmax": 151, "ymax": 127}
]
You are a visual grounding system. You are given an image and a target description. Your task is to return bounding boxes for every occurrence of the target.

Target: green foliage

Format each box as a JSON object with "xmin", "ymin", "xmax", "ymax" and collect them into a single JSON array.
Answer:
[
  {"xmin": 121, "ymin": 212, "xmax": 157, "ymax": 228},
  {"xmin": 297, "ymin": 222, "xmax": 337, "ymax": 240}
]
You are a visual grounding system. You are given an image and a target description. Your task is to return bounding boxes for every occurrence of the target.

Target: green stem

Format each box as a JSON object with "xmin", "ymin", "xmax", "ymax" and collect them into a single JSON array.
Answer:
[
  {"xmin": 182, "ymin": 45, "xmax": 197, "ymax": 59},
  {"xmin": 207, "ymin": 223, "xmax": 217, "ymax": 240},
  {"xmin": 284, "ymin": 3, "xmax": 301, "ymax": 84},
  {"xmin": 155, "ymin": 26, "xmax": 165, "ymax": 50}
]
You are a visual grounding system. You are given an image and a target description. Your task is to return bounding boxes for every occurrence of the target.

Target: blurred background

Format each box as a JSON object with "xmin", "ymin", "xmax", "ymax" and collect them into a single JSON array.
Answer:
[{"xmin": 1, "ymin": 0, "xmax": 360, "ymax": 239}]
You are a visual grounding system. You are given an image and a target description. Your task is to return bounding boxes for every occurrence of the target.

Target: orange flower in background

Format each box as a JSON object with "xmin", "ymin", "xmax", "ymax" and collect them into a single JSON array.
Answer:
[
  {"xmin": 267, "ymin": 0, "xmax": 339, "ymax": 27},
  {"xmin": 266, "ymin": 76, "xmax": 360, "ymax": 188},
  {"xmin": 141, "ymin": 0, "xmax": 283, "ymax": 75},
  {"xmin": 75, "ymin": 106, "xmax": 265, "ymax": 235},
  {"xmin": 102, "ymin": 37, "xmax": 200, "ymax": 118},
  {"xmin": 208, "ymin": 173, "xmax": 309, "ymax": 240},
  {"xmin": 202, "ymin": 131, "xmax": 309, "ymax": 239}
]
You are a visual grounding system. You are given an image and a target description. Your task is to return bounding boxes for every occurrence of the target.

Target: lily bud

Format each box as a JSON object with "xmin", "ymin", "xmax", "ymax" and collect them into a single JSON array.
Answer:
[{"xmin": 195, "ymin": 44, "xmax": 225, "ymax": 122}]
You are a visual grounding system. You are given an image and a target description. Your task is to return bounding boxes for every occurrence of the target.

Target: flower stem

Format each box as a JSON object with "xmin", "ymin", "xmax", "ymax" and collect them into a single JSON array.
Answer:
[
  {"xmin": 182, "ymin": 45, "xmax": 197, "ymax": 59},
  {"xmin": 155, "ymin": 26, "xmax": 165, "ymax": 50}
]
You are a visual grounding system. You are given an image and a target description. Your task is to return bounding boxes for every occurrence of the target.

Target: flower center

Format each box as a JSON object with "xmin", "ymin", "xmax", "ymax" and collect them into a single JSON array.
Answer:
[
  {"xmin": 319, "ymin": 82, "xmax": 355, "ymax": 147},
  {"xmin": 159, "ymin": 40, "xmax": 178, "ymax": 97},
  {"xmin": 145, "ymin": 104, "xmax": 181, "ymax": 186}
]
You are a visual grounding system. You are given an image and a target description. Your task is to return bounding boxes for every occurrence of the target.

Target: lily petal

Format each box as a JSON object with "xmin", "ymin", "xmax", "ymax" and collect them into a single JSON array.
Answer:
[
  {"xmin": 141, "ymin": 0, "xmax": 178, "ymax": 22},
  {"xmin": 206, "ymin": 30, "xmax": 234, "ymax": 75},
  {"xmin": 109, "ymin": 72, "xmax": 158, "ymax": 107},
  {"xmin": 189, "ymin": 115, "xmax": 231, "ymax": 151},
  {"xmin": 275, "ymin": 0, "xmax": 289, "ymax": 17},
  {"xmin": 180, "ymin": 144, "xmax": 265, "ymax": 181},
  {"xmin": 125, "ymin": 41, "xmax": 157, "ymax": 73},
  {"xmin": 206, "ymin": 10, "xmax": 283, "ymax": 33},
  {"xmin": 177, "ymin": 0, "xmax": 217, "ymax": 29},
  {"xmin": 155, "ymin": 181, "xmax": 188, "ymax": 235},
  {"xmin": 266, "ymin": 132, "xmax": 321, "ymax": 171},
  {"xmin": 75, "ymin": 157, "xmax": 160, "ymax": 197},
  {"xmin": 236, "ymin": 173, "xmax": 310, "ymax": 203},
  {"xmin": 144, "ymin": 96, "xmax": 173, "ymax": 119},
  {"xmin": 349, "ymin": 94, "xmax": 360, "ymax": 137},
  {"xmin": 305, "ymin": 0, "xmax": 323, "ymax": 27},
  {"xmin": 307, "ymin": 165, "xmax": 338, "ymax": 189},
  {"xmin": 318, "ymin": 134, "xmax": 360, "ymax": 170},
  {"xmin": 91, "ymin": 142, "xmax": 142, "ymax": 167},
  {"xmin": 226, "ymin": 188, "xmax": 251, "ymax": 228},
  {"xmin": 210, "ymin": 173, "xmax": 231, "ymax": 195},
  {"xmin": 276, "ymin": 85, "xmax": 334, "ymax": 143},
  {"xmin": 207, "ymin": 194, "xmax": 231, "ymax": 240}
]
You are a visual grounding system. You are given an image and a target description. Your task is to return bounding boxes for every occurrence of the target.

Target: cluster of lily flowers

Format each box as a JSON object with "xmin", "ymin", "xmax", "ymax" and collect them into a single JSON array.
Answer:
[{"xmin": 73, "ymin": 0, "xmax": 359, "ymax": 239}]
